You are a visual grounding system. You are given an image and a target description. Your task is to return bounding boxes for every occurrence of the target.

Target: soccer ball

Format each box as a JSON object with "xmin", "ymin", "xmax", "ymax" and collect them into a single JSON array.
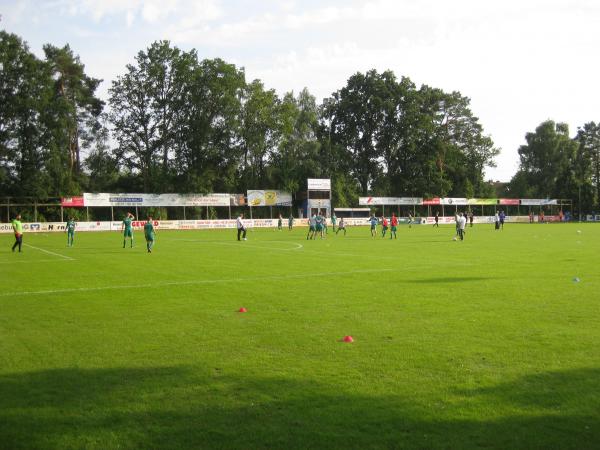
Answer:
[
  {"xmin": 452, "ymin": 236, "xmax": 457, "ymax": 241},
  {"xmin": 577, "ymin": 230, "xmax": 582, "ymax": 234}
]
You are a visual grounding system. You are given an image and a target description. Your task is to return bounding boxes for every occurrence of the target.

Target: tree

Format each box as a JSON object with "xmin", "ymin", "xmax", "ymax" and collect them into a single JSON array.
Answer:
[
  {"xmin": 323, "ymin": 70, "xmax": 498, "ymax": 198},
  {"xmin": 109, "ymin": 41, "xmax": 193, "ymax": 192},
  {"xmin": 0, "ymin": 31, "xmax": 54, "ymax": 197},
  {"xmin": 575, "ymin": 122, "xmax": 600, "ymax": 212},
  {"xmin": 239, "ymin": 80, "xmax": 281, "ymax": 189},
  {"xmin": 327, "ymin": 70, "xmax": 398, "ymax": 194},
  {"xmin": 174, "ymin": 58, "xmax": 245, "ymax": 193},
  {"xmin": 271, "ymin": 89, "xmax": 322, "ymax": 197},
  {"xmin": 43, "ymin": 44, "xmax": 104, "ymax": 178},
  {"xmin": 511, "ymin": 120, "xmax": 578, "ymax": 198}
]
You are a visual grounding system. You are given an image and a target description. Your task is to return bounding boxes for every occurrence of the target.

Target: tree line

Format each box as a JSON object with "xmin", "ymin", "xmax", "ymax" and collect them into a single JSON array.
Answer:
[{"xmin": 1, "ymin": 31, "xmax": 599, "ymax": 212}]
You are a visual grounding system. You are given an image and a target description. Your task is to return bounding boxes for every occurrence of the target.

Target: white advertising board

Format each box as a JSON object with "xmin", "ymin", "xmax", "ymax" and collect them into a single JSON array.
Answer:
[
  {"xmin": 83, "ymin": 193, "xmax": 232, "ymax": 207},
  {"xmin": 359, "ymin": 197, "xmax": 423, "ymax": 206},
  {"xmin": 441, "ymin": 198, "xmax": 468, "ymax": 205},
  {"xmin": 307, "ymin": 178, "xmax": 331, "ymax": 190},
  {"xmin": 520, "ymin": 199, "xmax": 559, "ymax": 206}
]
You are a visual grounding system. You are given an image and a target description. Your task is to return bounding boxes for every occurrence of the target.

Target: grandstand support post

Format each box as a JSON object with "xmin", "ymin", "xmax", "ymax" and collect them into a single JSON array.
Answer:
[
  {"xmin": 206, "ymin": 206, "xmax": 209, "ymax": 219},
  {"xmin": 183, "ymin": 206, "xmax": 186, "ymax": 220},
  {"xmin": 442, "ymin": 204, "xmax": 445, "ymax": 217},
  {"xmin": 60, "ymin": 206, "xmax": 64, "ymax": 222},
  {"xmin": 135, "ymin": 206, "xmax": 139, "ymax": 219},
  {"xmin": 111, "ymin": 206, "xmax": 114, "ymax": 222},
  {"xmin": 250, "ymin": 206, "xmax": 253, "ymax": 220},
  {"xmin": 86, "ymin": 207, "xmax": 89, "ymax": 221},
  {"xmin": 383, "ymin": 205, "xmax": 385, "ymax": 218},
  {"xmin": 270, "ymin": 206, "xmax": 272, "ymax": 219},
  {"xmin": 413, "ymin": 204, "xmax": 416, "ymax": 217},
  {"xmin": 228, "ymin": 203, "xmax": 231, "ymax": 220}
]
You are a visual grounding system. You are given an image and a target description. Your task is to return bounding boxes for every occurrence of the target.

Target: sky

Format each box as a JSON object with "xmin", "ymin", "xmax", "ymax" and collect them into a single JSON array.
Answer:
[{"xmin": 1, "ymin": 0, "xmax": 599, "ymax": 181}]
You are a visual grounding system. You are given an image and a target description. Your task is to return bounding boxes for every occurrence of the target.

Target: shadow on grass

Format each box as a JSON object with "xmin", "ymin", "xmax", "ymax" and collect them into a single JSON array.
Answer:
[{"xmin": 0, "ymin": 366, "xmax": 599, "ymax": 449}]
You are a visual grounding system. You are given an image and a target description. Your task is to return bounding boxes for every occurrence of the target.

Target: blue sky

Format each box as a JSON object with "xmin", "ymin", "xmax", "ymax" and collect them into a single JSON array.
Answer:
[{"xmin": 2, "ymin": 0, "xmax": 599, "ymax": 181}]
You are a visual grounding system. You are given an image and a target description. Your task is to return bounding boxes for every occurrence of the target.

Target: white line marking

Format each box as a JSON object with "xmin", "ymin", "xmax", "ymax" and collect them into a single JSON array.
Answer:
[
  {"xmin": 23, "ymin": 244, "xmax": 74, "ymax": 260},
  {"xmin": 0, "ymin": 268, "xmax": 391, "ymax": 298}
]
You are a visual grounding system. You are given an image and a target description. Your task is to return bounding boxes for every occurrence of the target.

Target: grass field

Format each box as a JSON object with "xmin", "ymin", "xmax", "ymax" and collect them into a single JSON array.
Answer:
[{"xmin": 1, "ymin": 222, "xmax": 599, "ymax": 449}]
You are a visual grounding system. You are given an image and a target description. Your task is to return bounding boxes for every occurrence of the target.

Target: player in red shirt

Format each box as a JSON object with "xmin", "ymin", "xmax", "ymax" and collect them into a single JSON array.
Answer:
[
  {"xmin": 381, "ymin": 216, "xmax": 389, "ymax": 238},
  {"xmin": 390, "ymin": 213, "xmax": 398, "ymax": 239}
]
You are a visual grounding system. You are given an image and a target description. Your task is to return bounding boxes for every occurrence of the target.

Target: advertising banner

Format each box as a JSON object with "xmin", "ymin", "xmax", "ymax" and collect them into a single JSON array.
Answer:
[
  {"xmin": 83, "ymin": 193, "xmax": 231, "ymax": 207},
  {"xmin": 420, "ymin": 215, "xmax": 535, "ymax": 225},
  {"xmin": 0, "ymin": 221, "xmax": 113, "ymax": 233},
  {"xmin": 499, "ymin": 199, "xmax": 520, "ymax": 205},
  {"xmin": 231, "ymin": 194, "xmax": 246, "ymax": 206},
  {"xmin": 422, "ymin": 198, "xmax": 441, "ymax": 205},
  {"xmin": 247, "ymin": 190, "xmax": 292, "ymax": 206},
  {"xmin": 520, "ymin": 199, "xmax": 559, "ymax": 206},
  {"xmin": 307, "ymin": 178, "xmax": 331, "ymax": 190},
  {"xmin": 441, "ymin": 198, "xmax": 468, "ymax": 205},
  {"xmin": 2, "ymin": 215, "xmax": 562, "ymax": 233},
  {"xmin": 541, "ymin": 199, "xmax": 558, "ymax": 205},
  {"xmin": 61, "ymin": 196, "xmax": 85, "ymax": 207},
  {"xmin": 359, "ymin": 197, "xmax": 423, "ymax": 206},
  {"xmin": 467, "ymin": 198, "xmax": 498, "ymax": 205}
]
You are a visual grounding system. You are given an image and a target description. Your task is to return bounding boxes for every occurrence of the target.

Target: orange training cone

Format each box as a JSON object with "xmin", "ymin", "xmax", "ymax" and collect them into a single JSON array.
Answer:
[
  {"xmin": 343, "ymin": 335, "xmax": 354, "ymax": 343},
  {"xmin": 238, "ymin": 307, "xmax": 248, "ymax": 313}
]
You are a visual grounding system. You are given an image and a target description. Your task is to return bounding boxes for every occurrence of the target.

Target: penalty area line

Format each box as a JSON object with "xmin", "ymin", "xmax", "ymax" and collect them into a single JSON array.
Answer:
[
  {"xmin": 0, "ymin": 268, "xmax": 392, "ymax": 298},
  {"xmin": 23, "ymin": 244, "xmax": 74, "ymax": 261}
]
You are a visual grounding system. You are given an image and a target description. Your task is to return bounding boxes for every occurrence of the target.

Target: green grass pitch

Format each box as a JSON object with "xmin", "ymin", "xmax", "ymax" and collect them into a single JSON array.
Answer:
[{"xmin": 1, "ymin": 223, "xmax": 599, "ymax": 449}]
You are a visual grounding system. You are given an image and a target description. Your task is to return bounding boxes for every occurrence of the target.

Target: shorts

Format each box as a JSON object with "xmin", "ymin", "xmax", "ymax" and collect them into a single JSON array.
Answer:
[
  {"xmin": 316, "ymin": 224, "xmax": 323, "ymax": 232},
  {"xmin": 390, "ymin": 226, "xmax": 397, "ymax": 232},
  {"xmin": 145, "ymin": 233, "xmax": 155, "ymax": 241},
  {"xmin": 370, "ymin": 225, "xmax": 376, "ymax": 230},
  {"xmin": 309, "ymin": 225, "xmax": 315, "ymax": 231},
  {"xmin": 382, "ymin": 226, "xmax": 388, "ymax": 231},
  {"xmin": 124, "ymin": 229, "xmax": 133, "ymax": 238}
]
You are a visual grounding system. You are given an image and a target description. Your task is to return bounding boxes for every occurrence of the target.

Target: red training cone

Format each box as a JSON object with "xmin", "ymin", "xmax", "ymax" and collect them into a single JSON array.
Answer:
[
  {"xmin": 343, "ymin": 335, "xmax": 354, "ymax": 343},
  {"xmin": 238, "ymin": 307, "xmax": 247, "ymax": 313}
]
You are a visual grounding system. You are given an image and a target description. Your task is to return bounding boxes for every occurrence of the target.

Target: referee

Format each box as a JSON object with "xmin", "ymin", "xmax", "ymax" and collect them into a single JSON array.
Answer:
[{"xmin": 11, "ymin": 214, "xmax": 23, "ymax": 252}]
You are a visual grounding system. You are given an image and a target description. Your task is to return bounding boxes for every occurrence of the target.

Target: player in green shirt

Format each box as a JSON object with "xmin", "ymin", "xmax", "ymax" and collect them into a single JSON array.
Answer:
[
  {"xmin": 277, "ymin": 214, "xmax": 283, "ymax": 231},
  {"xmin": 331, "ymin": 213, "xmax": 337, "ymax": 232},
  {"xmin": 144, "ymin": 216, "xmax": 155, "ymax": 253},
  {"xmin": 66, "ymin": 217, "xmax": 76, "ymax": 247},
  {"xmin": 11, "ymin": 214, "xmax": 23, "ymax": 253},
  {"xmin": 315, "ymin": 211, "xmax": 324, "ymax": 239},
  {"xmin": 288, "ymin": 214, "xmax": 294, "ymax": 230},
  {"xmin": 121, "ymin": 212, "xmax": 135, "ymax": 248}
]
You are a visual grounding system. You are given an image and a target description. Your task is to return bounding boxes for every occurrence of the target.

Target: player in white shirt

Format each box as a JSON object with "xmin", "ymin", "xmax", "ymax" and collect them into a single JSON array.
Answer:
[
  {"xmin": 457, "ymin": 213, "xmax": 467, "ymax": 240},
  {"xmin": 236, "ymin": 213, "xmax": 247, "ymax": 241}
]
